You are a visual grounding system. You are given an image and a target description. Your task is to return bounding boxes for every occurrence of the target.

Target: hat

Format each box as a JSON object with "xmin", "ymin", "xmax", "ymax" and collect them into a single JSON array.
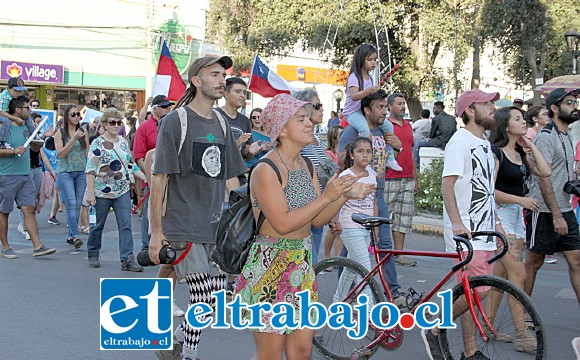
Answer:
[
  {"xmin": 455, "ymin": 89, "xmax": 500, "ymax": 117},
  {"xmin": 7, "ymin": 77, "xmax": 27, "ymax": 91},
  {"xmin": 513, "ymin": 98, "xmax": 524, "ymax": 104},
  {"xmin": 545, "ymin": 88, "xmax": 580, "ymax": 110},
  {"xmin": 187, "ymin": 56, "xmax": 233, "ymax": 79},
  {"xmin": 261, "ymin": 94, "xmax": 313, "ymax": 141},
  {"xmin": 152, "ymin": 95, "xmax": 172, "ymax": 107}
]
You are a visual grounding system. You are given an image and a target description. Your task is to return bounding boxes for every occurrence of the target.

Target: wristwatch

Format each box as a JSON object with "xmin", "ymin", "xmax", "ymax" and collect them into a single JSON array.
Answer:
[{"xmin": 396, "ymin": 147, "xmax": 403, "ymax": 152}]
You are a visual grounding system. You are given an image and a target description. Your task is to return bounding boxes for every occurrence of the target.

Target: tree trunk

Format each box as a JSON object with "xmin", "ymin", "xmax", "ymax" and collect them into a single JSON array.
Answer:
[
  {"xmin": 471, "ymin": 32, "xmax": 481, "ymax": 89},
  {"xmin": 525, "ymin": 46, "xmax": 546, "ymax": 106},
  {"xmin": 406, "ymin": 96, "xmax": 423, "ymax": 121}
]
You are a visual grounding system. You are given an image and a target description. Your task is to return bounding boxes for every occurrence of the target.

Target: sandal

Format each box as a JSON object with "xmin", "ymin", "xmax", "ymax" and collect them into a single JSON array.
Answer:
[{"xmin": 79, "ymin": 226, "xmax": 90, "ymax": 234}]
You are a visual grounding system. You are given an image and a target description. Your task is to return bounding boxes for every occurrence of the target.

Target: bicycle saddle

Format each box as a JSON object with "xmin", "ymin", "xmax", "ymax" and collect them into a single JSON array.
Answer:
[{"xmin": 351, "ymin": 213, "xmax": 392, "ymax": 227}]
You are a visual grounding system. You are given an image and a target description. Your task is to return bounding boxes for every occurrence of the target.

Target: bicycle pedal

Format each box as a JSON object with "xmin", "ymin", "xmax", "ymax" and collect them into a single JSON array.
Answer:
[{"xmin": 350, "ymin": 346, "xmax": 371, "ymax": 359}]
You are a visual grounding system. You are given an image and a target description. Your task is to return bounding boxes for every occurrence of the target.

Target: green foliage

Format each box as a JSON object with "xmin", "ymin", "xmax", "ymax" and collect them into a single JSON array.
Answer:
[{"xmin": 416, "ymin": 159, "xmax": 444, "ymax": 214}]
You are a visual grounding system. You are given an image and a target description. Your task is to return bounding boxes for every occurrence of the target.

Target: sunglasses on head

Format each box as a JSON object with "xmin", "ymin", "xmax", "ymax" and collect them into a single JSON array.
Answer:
[
  {"xmin": 69, "ymin": 112, "xmax": 81, "ymax": 118},
  {"xmin": 108, "ymin": 120, "xmax": 123, "ymax": 126},
  {"xmin": 312, "ymin": 103, "xmax": 323, "ymax": 110}
]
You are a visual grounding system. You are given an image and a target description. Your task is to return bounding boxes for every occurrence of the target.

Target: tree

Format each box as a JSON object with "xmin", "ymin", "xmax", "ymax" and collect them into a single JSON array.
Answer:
[
  {"xmin": 206, "ymin": 0, "xmax": 474, "ymax": 119},
  {"xmin": 480, "ymin": 0, "xmax": 580, "ymax": 105}
]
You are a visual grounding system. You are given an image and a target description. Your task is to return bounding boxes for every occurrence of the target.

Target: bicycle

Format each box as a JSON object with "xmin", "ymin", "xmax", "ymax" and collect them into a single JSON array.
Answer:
[{"xmin": 313, "ymin": 213, "xmax": 546, "ymax": 359}]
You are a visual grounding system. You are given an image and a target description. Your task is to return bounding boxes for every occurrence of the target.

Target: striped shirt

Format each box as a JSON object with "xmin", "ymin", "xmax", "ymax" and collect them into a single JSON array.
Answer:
[{"xmin": 300, "ymin": 135, "xmax": 327, "ymax": 191}]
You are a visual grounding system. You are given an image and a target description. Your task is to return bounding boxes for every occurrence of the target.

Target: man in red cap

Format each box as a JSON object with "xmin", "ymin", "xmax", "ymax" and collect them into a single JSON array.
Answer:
[{"xmin": 422, "ymin": 89, "xmax": 506, "ymax": 360}]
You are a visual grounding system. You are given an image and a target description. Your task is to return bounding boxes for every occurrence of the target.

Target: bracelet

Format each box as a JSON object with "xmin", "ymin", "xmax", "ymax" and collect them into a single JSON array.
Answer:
[{"xmin": 397, "ymin": 147, "xmax": 403, "ymax": 152}]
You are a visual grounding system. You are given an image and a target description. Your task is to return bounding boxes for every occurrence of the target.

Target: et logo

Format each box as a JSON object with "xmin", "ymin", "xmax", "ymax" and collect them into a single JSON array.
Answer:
[{"xmin": 100, "ymin": 278, "xmax": 173, "ymax": 350}]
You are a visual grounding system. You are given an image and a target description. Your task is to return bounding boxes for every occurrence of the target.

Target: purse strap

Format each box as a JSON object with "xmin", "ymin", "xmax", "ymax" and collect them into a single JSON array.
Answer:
[{"xmin": 110, "ymin": 142, "xmax": 131, "ymax": 178}]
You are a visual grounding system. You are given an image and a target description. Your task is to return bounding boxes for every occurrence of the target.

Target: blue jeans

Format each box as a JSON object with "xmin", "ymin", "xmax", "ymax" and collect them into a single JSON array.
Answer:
[
  {"xmin": 339, "ymin": 187, "xmax": 401, "ymax": 296},
  {"xmin": 57, "ymin": 171, "xmax": 86, "ymax": 238},
  {"xmin": 414, "ymin": 139, "xmax": 432, "ymax": 169},
  {"xmin": 311, "ymin": 225, "xmax": 323, "ymax": 264},
  {"xmin": 87, "ymin": 191, "xmax": 134, "ymax": 261},
  {"xmin": 140, "ymin": 188, "xmax": 150, "ymax": 251}
]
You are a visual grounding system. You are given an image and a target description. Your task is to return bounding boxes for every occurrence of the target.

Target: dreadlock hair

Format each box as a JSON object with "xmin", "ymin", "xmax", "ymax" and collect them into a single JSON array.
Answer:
[
  {"xmin": 343, "ymin": 136, "xmax": 373, "ymax": 170},
  {"xmin": 175, "ymin": 82, "xmax": 196, "ymax": 108}
]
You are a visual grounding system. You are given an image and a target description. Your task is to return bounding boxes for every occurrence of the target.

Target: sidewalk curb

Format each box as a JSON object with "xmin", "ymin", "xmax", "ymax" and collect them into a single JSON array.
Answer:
[{"xmin": 412, "ymin": 223, "xmax": 444, "ymax": 237}]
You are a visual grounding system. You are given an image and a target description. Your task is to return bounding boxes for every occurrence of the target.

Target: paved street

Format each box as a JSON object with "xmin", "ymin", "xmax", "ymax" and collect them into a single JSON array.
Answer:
[{"xmin": 1, "ymin": 200, "xmax": 578, "ymax": 359}]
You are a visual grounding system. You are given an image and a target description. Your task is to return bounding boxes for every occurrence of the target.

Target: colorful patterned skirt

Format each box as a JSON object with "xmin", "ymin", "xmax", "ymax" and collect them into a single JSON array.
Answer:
[{"xmin": 234, "ymin": 234, "xmax": 317, "ymax": 334}]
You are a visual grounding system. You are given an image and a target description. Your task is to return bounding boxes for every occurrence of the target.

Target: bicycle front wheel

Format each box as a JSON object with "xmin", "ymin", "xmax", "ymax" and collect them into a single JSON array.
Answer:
[
  {"xmin": 439, "ymin": 275, "xmax": 546, "ymax": 360},
  {"xmin": 313, "ymin": 257, "xmax": 385, "ymax": 360}
]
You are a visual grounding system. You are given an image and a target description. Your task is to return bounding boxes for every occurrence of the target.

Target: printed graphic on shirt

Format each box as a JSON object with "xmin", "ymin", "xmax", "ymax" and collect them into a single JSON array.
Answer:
[
  {"xmin": 192, "ymin": 141, "xmax": 225, "ymax": 180},
  {"xmin": 470, "ymin": 144, "xmax": 495, "ymax": 233},
  {"xmin": 371, "ymin": 135, "xmax": 387, "ymax": 180}
]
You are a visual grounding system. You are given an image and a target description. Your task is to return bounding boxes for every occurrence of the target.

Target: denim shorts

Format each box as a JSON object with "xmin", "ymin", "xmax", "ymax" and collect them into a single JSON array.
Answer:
[
  {"xmin": 496, "ymin": 203, "xmax": 525, "ymax": 239},
  {"xmin": 0, "ymin": 174, "xmax": 36, "ymax": 213}
]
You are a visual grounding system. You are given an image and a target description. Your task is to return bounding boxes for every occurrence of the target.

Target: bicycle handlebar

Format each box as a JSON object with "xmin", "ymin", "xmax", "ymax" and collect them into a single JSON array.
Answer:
[{"xmin": 452, "ymin": 231, "xmax": 509, "ymax": 272}]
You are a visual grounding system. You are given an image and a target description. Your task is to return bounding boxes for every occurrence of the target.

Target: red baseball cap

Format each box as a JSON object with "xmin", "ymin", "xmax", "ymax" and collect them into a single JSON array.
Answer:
[{"xmin": 455, "ymin": 89, "xmax": 500, "ymax": 117}]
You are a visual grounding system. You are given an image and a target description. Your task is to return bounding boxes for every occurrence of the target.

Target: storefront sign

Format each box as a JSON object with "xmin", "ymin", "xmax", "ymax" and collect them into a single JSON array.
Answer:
[
  {"xmin": 154, "ymin": 20, "xmax": 198, "ymax": 75},
  {"xmin": 1, "ymin": 60, "xmax": 64, "ymax": 84}
]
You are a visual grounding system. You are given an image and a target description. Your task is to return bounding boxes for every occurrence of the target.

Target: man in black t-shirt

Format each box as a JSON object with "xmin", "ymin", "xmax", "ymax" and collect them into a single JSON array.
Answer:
[{"xmin": 215, "ymin": 77, "xmax": 262, "ymax": 162}]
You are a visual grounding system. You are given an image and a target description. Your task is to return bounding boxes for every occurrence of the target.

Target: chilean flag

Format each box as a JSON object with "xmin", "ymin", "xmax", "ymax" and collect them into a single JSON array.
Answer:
[
  {"xmin": 248, "ymin": 54, "xmax": 296, "ymax": 98},
  {"xmin": 152, "ymin": 41, "xmax": 187, "ymax": 101}
]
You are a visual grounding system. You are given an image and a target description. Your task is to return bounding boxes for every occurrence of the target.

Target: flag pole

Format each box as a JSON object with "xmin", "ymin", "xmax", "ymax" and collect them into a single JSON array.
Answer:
[{"xmin": 247, "ymin": 52, "xmax": 258, "ymax": 90}]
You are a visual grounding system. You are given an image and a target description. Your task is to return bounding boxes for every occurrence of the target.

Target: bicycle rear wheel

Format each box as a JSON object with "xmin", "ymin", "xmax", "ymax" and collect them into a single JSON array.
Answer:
[
  {"xmin": 313, "ymin": 257, "xmax": 385, "ymax": 360},
  {"xmin": 439, "ymin": 275, "xmax": 546, "ymax": 360}
]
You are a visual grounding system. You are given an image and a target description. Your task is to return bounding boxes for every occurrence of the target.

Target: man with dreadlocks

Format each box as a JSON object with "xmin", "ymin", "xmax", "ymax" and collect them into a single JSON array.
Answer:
[{"xmin": 150, "ymin": 56, "xmax": 247, "ymax": 360}]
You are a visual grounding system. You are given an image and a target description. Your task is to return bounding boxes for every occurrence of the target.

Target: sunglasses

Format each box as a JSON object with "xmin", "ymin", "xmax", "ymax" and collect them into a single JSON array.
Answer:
[
  {"xmin": 252, "ymin": 115, "xmax": 261, "ymax": 119},
  {"xmin": 17, "ymin": 106, "xmax": 30, "ymax": 110},
  {"xmin": 30, "ymin": 104, "xmax": 39, "ymax": 108},
  {"xmin": 108, "ymin": 120, "xmax": 123, "ymax": 127},
  {"xmin": 156, "ymin": 104, "xmax": 171, "ymax": 109},
  {"xmin": 69, "ymin": 112, "xmax": 81, "ymax": 118},
  {"xmin": 312, "ymin": 103, "xmax": 323, "ymax": 110}
]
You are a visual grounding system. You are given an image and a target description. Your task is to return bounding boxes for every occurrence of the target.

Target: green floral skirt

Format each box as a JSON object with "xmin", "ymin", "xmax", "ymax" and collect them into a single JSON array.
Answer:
[{"xmin": 234, "ymin": 234, "xmax": 317, "ymax": 334}]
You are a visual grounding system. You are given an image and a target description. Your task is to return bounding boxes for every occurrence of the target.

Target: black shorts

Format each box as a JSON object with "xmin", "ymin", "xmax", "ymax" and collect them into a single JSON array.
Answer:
[{"xmin": 525, "ymin": 210, "xmax": 580, "ymax": 254}]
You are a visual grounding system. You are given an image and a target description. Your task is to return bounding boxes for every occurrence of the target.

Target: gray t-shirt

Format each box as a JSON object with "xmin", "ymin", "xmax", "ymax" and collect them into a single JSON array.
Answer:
[
  {"xmin": 153, "ymin": 106, "xmax": 247, "ymax": 243},
  {"xmin": 527, "ymin": 122, "xmax": 574, "ymax": 213}
]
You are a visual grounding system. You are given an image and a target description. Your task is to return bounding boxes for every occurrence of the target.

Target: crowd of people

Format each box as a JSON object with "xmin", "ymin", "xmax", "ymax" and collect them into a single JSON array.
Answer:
[{"xmin": 0, "ymin": 41, "xmax": 579, "ymax": 360}]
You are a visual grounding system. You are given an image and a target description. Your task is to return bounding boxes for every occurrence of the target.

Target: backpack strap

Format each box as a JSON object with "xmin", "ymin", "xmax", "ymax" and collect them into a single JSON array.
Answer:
[
  {"xmin": 301, "ymin": 154, "xmax": 314, "ymax": 178},
  {"xmin": 247, "ymin": 158, "xmax": 282, "ymax": 235},
  {"xmin": 176, "ymin": 107, "xmax": 188, "ymax": 155},
  {"xmin": 212, "ymin": 109, "xmax": 227, "ymax": 139}
]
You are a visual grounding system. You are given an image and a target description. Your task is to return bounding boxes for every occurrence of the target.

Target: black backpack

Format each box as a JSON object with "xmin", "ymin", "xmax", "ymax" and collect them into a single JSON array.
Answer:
[{"xmin": 210, "ymin": 156, "xmax": 313, "ymax": 274}]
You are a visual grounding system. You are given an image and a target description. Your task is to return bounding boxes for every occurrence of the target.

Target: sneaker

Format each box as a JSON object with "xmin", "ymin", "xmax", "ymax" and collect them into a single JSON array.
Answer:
[
  {"xmin": 48, "ymin": 217, "xmax": 60, "ymax": 225},
  {"xmin": 572, "ymin": 337, "xmax": 580, "ymax": 359},
  {"xmin": 88, "ymin": 257, "xmax": 101, "ymax": 268},
  {"xmin": 544, "ymin": 255, "xmax": 557, "ymax": 264},
  {"xmin": 73, "ymin": 238, "xmax": 83, "ymax": 250},
  {"xmin": 421, "ymin": 329, "xmax": 445, "ymax": 360},
  {"xmin": 460, "ymin": 350, "xmax": 490, "ymax": 360},
  {"xmin": 395, "ymin": 255, "xmax": 417, "ymax": 267},
  {"xmin": 121, "ymin": 258, "xmax": 143, "ymax": 272},
  {"xmin": 173, "ymin": 301, "xmax": 185, "ymax": 317},
  {"xmin": 17, "ymin": 223, "xmax": 26, "ymax": 236},
  {"xmin": 514, "ymin": 329, "xmax": 537, "ymax": 353},
  {"xmin": 33, "ymin": 245, "xmax": 56, "ymax": 257},
  {"xmin": 386, "ymin": 159, "xmax": 403, "ymax": 172},
  {"xmin": 155, "ymin": 340, "xmax": 182, "ymax": 360},
  {"xmin": 392, "ymin": 294, "xmax": 408, "ymax": 309},
  {"xmin": 1, "ymin": 248, "xmax": 18, "ymax": 259}
]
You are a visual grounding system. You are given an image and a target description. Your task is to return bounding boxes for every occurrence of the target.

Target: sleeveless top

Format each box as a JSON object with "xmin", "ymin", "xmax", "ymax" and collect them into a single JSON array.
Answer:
[
  {"xmin": 57, "ymin": 128, "xmax": 87, "ymax": 173},
  {"xmin": 253, "ymin": 156, "xmax": 317, "ymax": 211}
]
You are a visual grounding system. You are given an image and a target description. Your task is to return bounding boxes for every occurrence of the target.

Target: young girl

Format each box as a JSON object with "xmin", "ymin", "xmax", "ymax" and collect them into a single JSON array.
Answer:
[
  {"xmin": 343, "ymin": 44, "xmax": 402, "ymax": 171},
  {"xmin": 324, "ymin": 125, "xmax": 344, "ymax": 262},
  {"xmin": 334, "ymin": 137, "xmax": 378, "ymax": 305}
]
